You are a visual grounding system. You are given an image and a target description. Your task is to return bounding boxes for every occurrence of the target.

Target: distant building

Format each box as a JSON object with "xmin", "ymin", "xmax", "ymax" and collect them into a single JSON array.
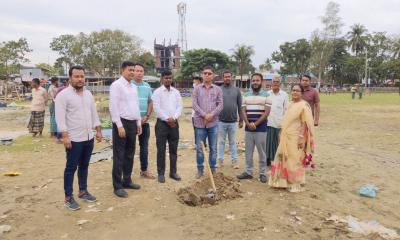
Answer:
[
  {"xmin": 19, "ymin": 67, "xmax": 49, "ymax": 82},
  {"xmin": 154, "ymin": 39, "xmax": 181, "ymax": 74}
]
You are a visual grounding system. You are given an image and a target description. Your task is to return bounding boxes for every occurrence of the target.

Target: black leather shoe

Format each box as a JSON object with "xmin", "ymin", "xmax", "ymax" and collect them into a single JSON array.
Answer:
[
  {"xmin": 169, "ymin": 173, "xmax": 182, "ymax": 181},
  {"xmin": 114, "ymin": 189, "xmax": 128, "ymax": 198},
  {"xmin": 158, "ymin": 175, "xmax": 165, "ymax": 183},
  {"xmin": 122, "ymin": 182, "xmax": 141, "ymax": 190}
]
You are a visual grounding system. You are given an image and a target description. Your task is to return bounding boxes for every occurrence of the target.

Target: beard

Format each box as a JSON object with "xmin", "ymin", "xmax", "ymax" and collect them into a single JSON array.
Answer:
[{"xmin": 252, "ymin": 84, "xmax": 261, "ymax": 92}]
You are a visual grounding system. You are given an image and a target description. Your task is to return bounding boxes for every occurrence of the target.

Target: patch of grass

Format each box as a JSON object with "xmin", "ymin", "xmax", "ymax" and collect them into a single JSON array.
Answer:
[
  {"xmin": 320, "ymin": 93, "xmax": 400, "ymax": 106},
  {"xmin": 0, "ymin": 135, "xmax": 54, "ymax": 153}
]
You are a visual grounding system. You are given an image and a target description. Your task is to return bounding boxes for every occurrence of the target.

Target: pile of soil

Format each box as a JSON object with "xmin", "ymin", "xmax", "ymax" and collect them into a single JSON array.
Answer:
[{"xmin": 177, "ymin": 172, "xmax": 242, "ymax": 207}]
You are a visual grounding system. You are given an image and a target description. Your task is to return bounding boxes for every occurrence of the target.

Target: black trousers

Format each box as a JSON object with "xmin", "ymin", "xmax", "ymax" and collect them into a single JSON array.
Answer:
[
  {"xmin": 112, "ymin": 119, "xmax": 137, "ymax": 190},
  {"xmin": 155, "ymin": 119, "xmax": 179, "ymax": 176}
]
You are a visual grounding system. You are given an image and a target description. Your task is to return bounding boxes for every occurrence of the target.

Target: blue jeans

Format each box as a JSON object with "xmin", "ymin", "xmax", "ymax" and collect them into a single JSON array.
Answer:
[
  {"xmin": 195, "ymin": 126, "xmax": 218, "ymax": 171},
  {"xmin": 64, "ymin": 139, "xmax": 94, "ymax": 197},
  {"xmin": 217, "ymin": 122, "xmax": 238, "ymax": 164}
]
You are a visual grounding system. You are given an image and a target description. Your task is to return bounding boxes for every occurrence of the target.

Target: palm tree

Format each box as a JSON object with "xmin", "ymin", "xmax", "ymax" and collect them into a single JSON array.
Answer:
[
  {"xmin": 231, "ymin": 44, "xmax": 255, "ymax": 82},
  {"xmin": 391, "ymin": 37, "xmax": 400, "ymax": 59},
  {"xmin": 347, "ymin": 24, "xmax": 368, "ymax": 56}
]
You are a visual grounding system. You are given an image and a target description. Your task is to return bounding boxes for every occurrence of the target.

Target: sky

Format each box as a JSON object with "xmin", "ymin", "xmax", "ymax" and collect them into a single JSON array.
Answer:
[{"xmin": 1, "ymin": 0, "xmax": 399, "ymax": 68}]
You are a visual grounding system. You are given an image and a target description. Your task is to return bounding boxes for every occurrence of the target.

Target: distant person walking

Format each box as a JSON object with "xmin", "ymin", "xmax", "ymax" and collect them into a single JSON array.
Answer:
[
  {"xmin": 358, "ymin": 84, "xmax": 364, "ymax": 99},
  {"xmin": 48, "ymin": 77, "xmax": 59, "ymax": 138},
  {"xmin": 28, "ymin": 78, "xmax": 47, "ymax": 137},
  {"xmin": 351, "ymin": 85, "xmax": 357, "ymax": 99}
]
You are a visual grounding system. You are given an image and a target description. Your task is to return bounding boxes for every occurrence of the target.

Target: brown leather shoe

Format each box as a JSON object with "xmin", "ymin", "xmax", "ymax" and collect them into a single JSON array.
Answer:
[{"xmin": 140, "ymin": 171, "xmax": 155, "ymax": 179}]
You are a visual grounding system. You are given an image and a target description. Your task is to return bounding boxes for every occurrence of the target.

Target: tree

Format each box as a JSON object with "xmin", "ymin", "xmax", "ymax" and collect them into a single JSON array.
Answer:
[
  {"xmin": 327, "ymin": 38, "xmax": 349, "ymax": 85},
  {"xmin": 50, "ymin": 34, "xmax": 83, "ymax": 71},
  {"xmin": 347, "ymin": 24, "xmax": 368, "ymax": 56},
  {"xmin": 259, "ymin": 58, "xmax": 273, "ymax": 72},
  {"xmin": 272, "ymin": 39, "xmax": 311, "ymax": 76},
  {"xmin": 0, "ymin": 38, "xmax": 32, "ymax": 78},
  {"xmin": 390, "ymin": 36, "xmax": 400, "ymax": 59},
  {"xmin": 231, "ymin": 44, "xmax": 255, "ymax": 80},
  {"xmin": 342, "ymin": 55, "xmax": 365, "ymax": 84},
  {"xmin": 180, "ymin": 48, "xmax": 233, "ymax": 80},
  {"xmin": 310, "ymin": 1, "xmax": 343, "ymax": 86},
  {"xmin": 50, "ymin": 29, "xmax": 144, "ymax": 76}
]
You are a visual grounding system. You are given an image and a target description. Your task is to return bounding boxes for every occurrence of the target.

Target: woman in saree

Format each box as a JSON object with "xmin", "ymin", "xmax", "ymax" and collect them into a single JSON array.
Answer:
[{"xmin": 268, "ymin": 84, "xmax": 315, "ymax": 192}]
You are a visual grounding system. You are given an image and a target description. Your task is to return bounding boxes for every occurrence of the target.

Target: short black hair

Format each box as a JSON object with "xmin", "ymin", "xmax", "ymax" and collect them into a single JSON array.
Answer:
[
  {"xmin": 68, "ymin": 65, "xmax": 85, "ymax": 77},
  {"xmin": 134, "ymin": 63, "xmax": 145, "ymax": 70},
  {"xmin": 50, "ymin": 77, "xmax": 58, "ymax": 83},
  {"xmin": 32, "ymin": 78, "xmax": 40, "ymax": 85},
  {"xmin": 192, "ymin": 76, "xmax": 202, "ymax": 82},
  {"xmin": 203, "ymin": 65, "xmax": 214, "ymax": 72},
  {"xmin": 292, "ymin": 83, "xmax": 305, "ymax": 93},
  {"xmin": 251, "ymin": 73, "xmax": 263, "ymax": 80},
  {"xmin": 302, "ymin": 74, "xmax": 312, "ymax": 81},
  {"xmin": 222, "ymin": 70, "xmax": 232, "ymax": 77},
  {"xmin": 161, "ymin": 70, "xmax": 172, "ymax": 77},
  {"xmin": 121, "ymin": 61, "xmax": 135, "ymax": 70}
]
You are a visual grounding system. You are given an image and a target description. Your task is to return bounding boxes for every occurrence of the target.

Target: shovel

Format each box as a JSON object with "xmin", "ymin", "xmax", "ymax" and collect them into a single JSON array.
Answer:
[{"xmin": 201, "ymin": 142, "xmax": 217, "ymax": 198}]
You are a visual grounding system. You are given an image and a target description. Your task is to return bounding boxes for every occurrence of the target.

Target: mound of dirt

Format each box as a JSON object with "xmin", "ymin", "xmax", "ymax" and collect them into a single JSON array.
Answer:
[{"xmin": 177, "ymin": 172, "xmax": 242, "ymax": 207}]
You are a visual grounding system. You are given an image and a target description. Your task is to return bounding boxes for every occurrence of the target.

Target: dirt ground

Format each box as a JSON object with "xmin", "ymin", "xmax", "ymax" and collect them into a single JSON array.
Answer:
[{"xmin": 0, "ymin": 93, "xmax": 399, "ymax": 240}]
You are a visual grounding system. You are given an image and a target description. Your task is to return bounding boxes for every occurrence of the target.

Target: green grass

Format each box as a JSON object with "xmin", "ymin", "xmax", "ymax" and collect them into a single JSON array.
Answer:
[
  {"xmin": 319, "ymin": 93, "xmax": 400, "ymax": 106},
  {"xmin": 0, "ymin": 135, "xmax": 54, "ymax": 153}
]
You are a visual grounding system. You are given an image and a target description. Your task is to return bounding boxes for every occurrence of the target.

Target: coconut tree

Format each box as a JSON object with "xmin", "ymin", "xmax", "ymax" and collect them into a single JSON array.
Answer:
[
  {"xmin": 347, "ymin": 24, "xmax": 368, "ymax": 56},
  {"xmin": 231, "ymin": 44, "xmax": 255, "ymax": 81}
]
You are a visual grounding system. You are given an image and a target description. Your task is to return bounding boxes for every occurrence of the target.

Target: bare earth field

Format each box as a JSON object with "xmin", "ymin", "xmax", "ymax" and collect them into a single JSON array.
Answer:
[{"xmin": 0, "ymin": 93, "xmax": 399, "ymax": 240}]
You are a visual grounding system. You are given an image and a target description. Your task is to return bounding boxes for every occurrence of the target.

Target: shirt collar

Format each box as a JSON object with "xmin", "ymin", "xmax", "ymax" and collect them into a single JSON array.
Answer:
[
  {"xmin": 201, "ymin": 83, "xmax": 214, "ymax": 88},
  {"xmin": 161, "ymin": 85, "xmax": 173, "ymax": 92},
  {"xmin": 120, "ymin": 76, "xmax": 131, "ymax": 86}
]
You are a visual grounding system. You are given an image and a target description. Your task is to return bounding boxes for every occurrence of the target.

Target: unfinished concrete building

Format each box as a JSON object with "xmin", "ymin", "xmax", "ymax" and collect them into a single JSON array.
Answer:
[{"xmin": 154, "ymin": 39, "xmax": 181, "ymax": 74}]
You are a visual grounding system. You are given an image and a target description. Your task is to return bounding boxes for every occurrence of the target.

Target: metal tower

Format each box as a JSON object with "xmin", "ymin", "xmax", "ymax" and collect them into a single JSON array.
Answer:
[{"xmin": 177, "ymin": 2, "xmax": 187, "ymax": 52}]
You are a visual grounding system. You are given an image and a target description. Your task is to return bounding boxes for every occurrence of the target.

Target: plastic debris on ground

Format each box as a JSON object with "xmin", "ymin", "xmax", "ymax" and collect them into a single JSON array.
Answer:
[
  {"xmin": 358, "ymin": 184, "xmax": 379, "ymax": 198},
  {"xmin": 325, "ymin": 214, "xmax": 399, "ymax": 239},
  {"xmin": 0, "ymin": 138, "xmax": 13, "ymax": 145}
]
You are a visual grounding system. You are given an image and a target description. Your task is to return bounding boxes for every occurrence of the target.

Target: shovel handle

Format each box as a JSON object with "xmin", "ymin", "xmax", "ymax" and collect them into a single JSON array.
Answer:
[{"xmin": 201, "ymin": 142, "xmax": 217, "ymax": 192}]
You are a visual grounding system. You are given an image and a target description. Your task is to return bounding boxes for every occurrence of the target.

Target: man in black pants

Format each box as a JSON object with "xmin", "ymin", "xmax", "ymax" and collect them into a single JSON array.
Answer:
[
  {"xmin": 152, "ymin": 70, "xmax": 183, "ymax": 183},
  {"xmin": 109, "ymin": 61, "xmax": 143, "ymax": 198}
]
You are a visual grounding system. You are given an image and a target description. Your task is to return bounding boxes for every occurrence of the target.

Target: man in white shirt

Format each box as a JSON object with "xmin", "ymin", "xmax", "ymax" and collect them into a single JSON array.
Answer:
[
  {"xmin": 266, "ymin": 76, "xmax": 288, "ymax": 167},
  {"xmin": 55, "ymin": 65, "xmax": 102, "ymax": 211},
  {"xmin": 152, "ymin": 70, "xmax": 183, "ymax": 183},
  {"xmin": 109, "ymin": 61, "xmax": 143, "ymax": 198}
]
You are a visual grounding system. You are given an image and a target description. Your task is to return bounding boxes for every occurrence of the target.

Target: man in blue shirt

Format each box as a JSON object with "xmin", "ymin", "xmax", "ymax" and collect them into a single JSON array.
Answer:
[{"xmin": 132, "ymin": 63, "xmax": 155, "ymax": 179}]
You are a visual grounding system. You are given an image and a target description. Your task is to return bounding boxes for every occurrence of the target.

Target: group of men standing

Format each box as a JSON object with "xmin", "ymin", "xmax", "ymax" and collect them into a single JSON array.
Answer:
[{"xmin": 52, "ymin": 61, "xmax": 320, "ymax": 211}]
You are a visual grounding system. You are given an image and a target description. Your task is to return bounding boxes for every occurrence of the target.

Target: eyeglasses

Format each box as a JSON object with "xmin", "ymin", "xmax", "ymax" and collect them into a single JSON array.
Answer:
[{"xmin": 203, "ymin": 72, "xmax": 213, "ymax": 75}]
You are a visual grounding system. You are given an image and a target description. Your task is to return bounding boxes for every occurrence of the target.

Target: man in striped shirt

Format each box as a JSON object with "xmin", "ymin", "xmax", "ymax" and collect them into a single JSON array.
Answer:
[{"xmin": 237, "ymin": 73, "xmax": 271, "ymax": 183}]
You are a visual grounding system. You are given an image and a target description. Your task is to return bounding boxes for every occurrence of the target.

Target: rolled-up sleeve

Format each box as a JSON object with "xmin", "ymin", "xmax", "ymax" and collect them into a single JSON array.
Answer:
[{"xmin": 109, "ymin": 83, "xmax": 122, "ymax": 128}]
